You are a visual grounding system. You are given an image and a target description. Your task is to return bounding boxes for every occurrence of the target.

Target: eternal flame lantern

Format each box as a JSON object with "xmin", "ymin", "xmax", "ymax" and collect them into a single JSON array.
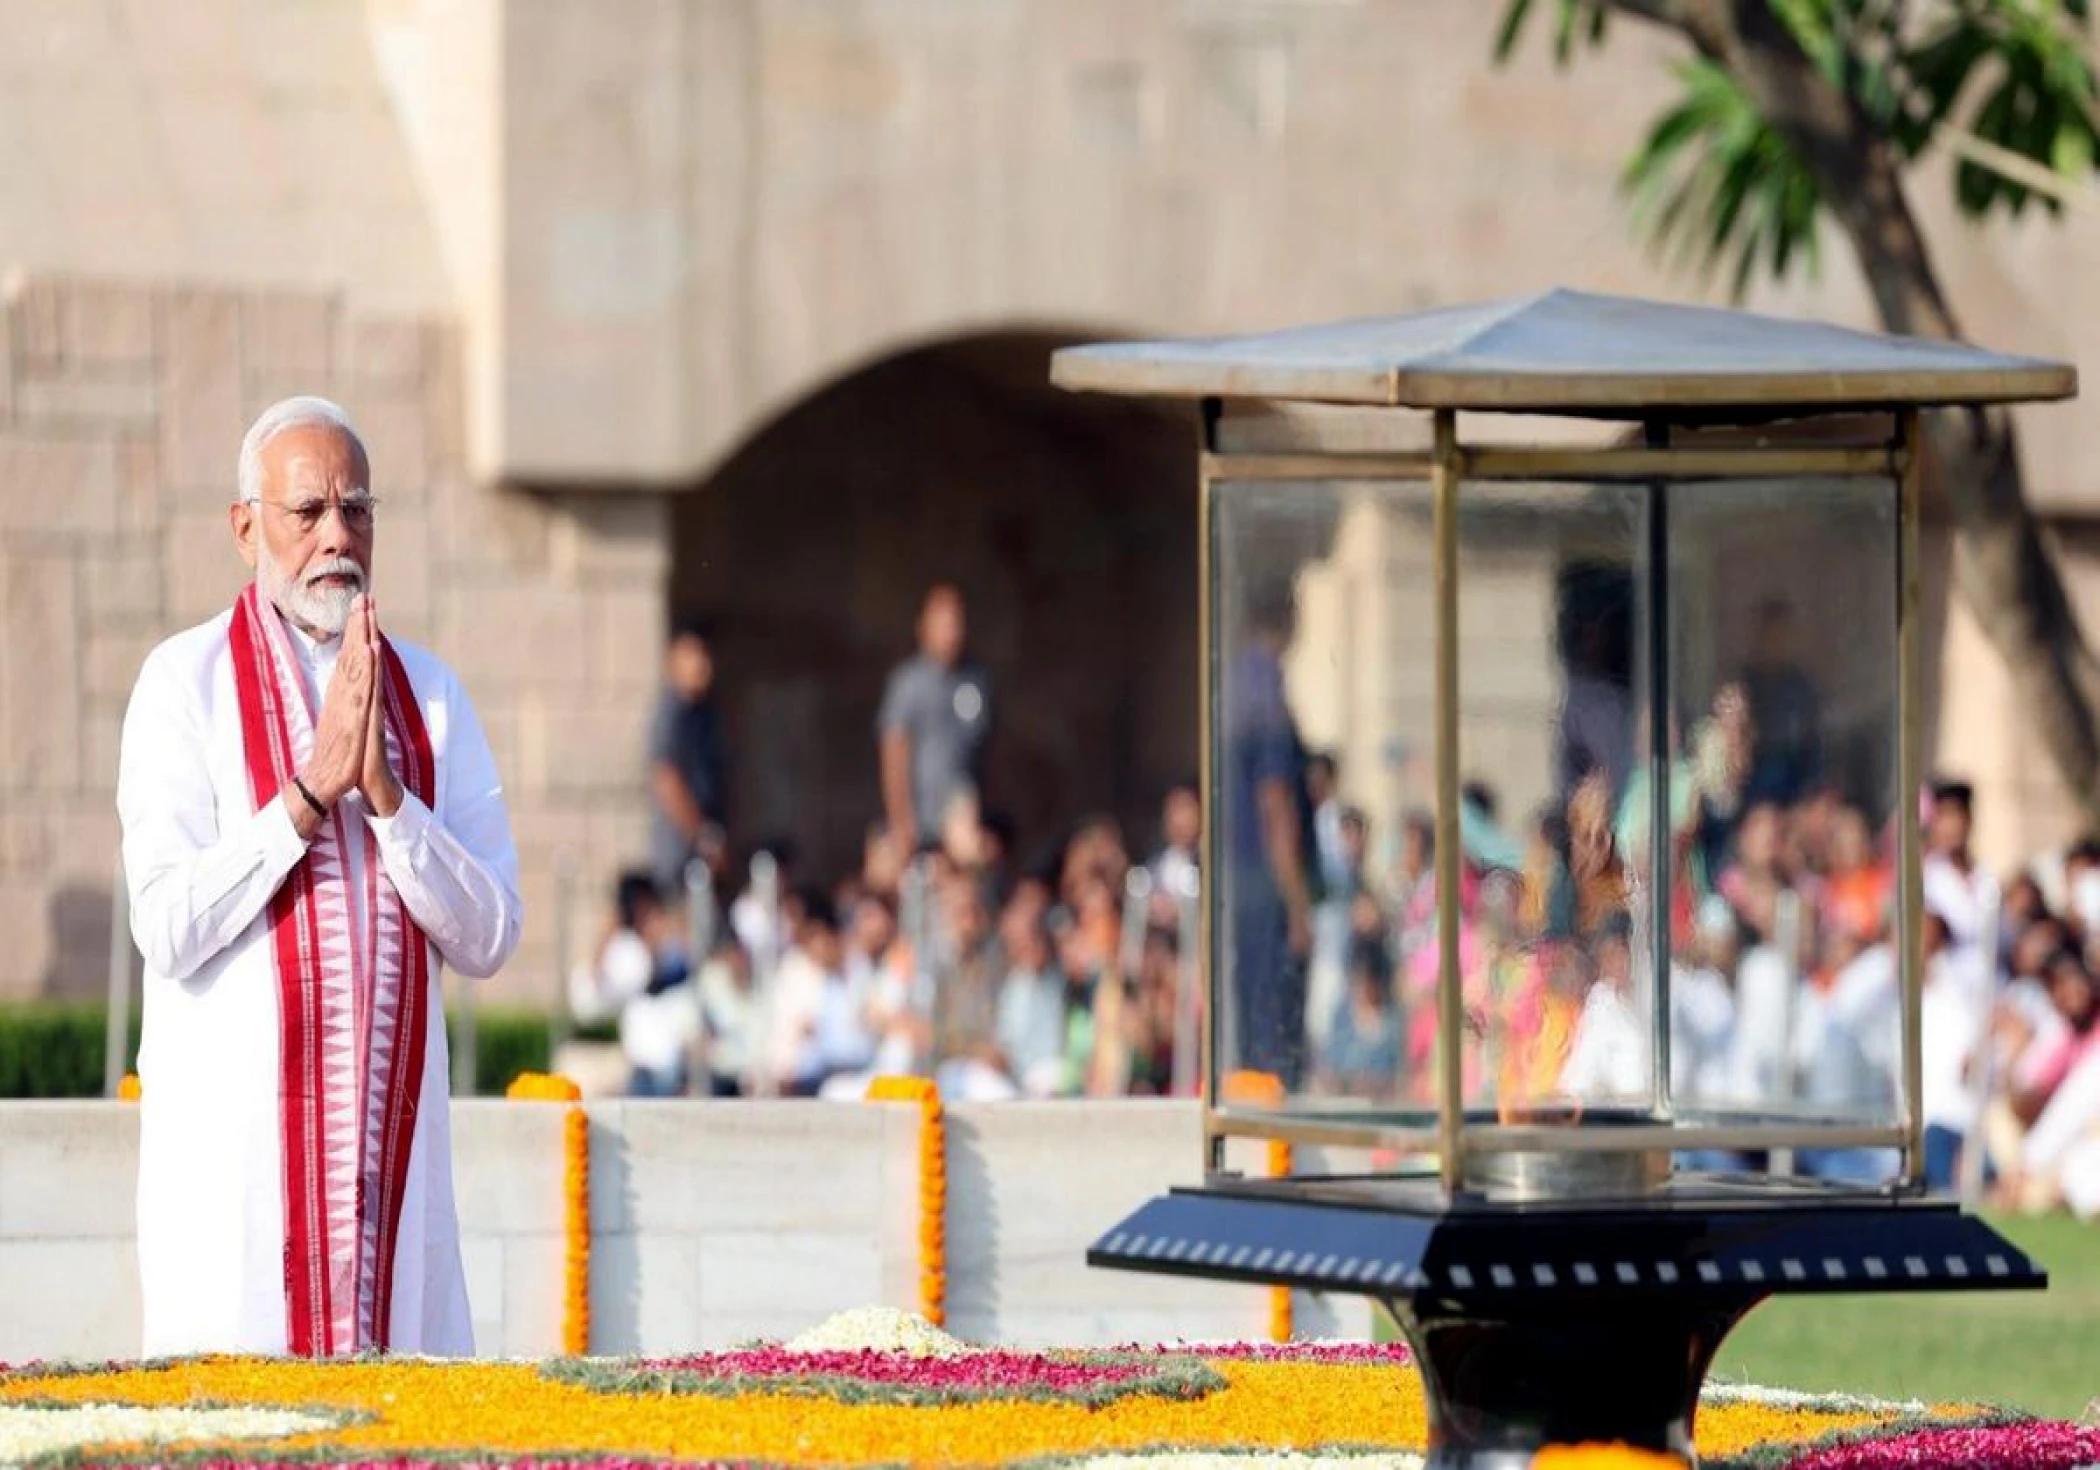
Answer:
[{"xmin": 1050, "ymin": 291, "xmax": 2075, "ymax": 1470}]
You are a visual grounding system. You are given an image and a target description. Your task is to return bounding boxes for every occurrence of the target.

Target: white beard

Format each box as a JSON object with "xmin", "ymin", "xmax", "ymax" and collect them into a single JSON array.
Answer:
[{"xmin": 259, "ymin": 548, "xmax": 367, "ymax": 639}]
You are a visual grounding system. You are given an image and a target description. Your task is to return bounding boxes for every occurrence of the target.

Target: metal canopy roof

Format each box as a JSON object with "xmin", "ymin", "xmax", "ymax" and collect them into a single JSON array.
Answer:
[{"xmin": 1048, "ymin": 289, "xmax": 2075, "ymax": 414}]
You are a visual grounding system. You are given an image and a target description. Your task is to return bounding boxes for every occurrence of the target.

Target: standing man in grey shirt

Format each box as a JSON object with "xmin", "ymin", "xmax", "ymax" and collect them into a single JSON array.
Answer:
[{"xmin": 878, "ymin": 583, "xmax": 993, "ymax": 855}]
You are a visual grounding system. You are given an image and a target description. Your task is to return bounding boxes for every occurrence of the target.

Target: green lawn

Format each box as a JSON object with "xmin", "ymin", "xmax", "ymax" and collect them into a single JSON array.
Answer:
[{"xmin": 1709, "ymin": 1212, "xmax": 2100, "ymax": 1418}]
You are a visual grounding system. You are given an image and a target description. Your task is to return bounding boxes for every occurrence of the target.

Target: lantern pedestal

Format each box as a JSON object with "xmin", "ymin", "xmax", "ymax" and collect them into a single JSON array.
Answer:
[
  {"xmin": 1088, "ymin": 1180, "xmax": 2044, "ymax": 1469},
  {"xmin": 1393, "ymin": 1289, "xmax": 1757, "ymax": 1468}
]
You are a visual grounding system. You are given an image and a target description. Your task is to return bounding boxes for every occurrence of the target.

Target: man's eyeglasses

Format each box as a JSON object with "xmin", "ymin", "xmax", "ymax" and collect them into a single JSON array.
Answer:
[{"xmin": 245, "ymin": 497, "xmax": 379, "ymax": 534}]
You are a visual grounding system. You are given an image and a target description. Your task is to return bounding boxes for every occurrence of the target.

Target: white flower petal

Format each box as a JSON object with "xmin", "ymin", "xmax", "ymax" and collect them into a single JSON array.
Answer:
[
  {"xmin": 781, "ymin": 1306, "xmax": 975, "ymax": 1358},
  {"xmin": 0, "ymin": 1403, "xmax": 333, "ymax": 1462}
]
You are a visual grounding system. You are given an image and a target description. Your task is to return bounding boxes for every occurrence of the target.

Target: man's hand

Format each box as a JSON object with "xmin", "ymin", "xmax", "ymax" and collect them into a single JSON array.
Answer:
[
  {"xmin": 356, "ymin": 595, "xmax": 405, "ymax": 818},
  {"xmin": 298, "ymin": 597, "xmax": 374, "ymax": 808}
]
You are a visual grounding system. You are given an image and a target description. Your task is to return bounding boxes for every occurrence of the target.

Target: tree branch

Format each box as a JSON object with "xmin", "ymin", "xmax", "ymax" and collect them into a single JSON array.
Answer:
[
  {"xmin": 1932, "ymin": 122, "xmax": 2100, "ymax": 214},
  {"xmin": 1575, "ymin": 0, "xmax": 2100, "ymax": 814},
  {"xmin": 1580, "ymin": 0, "xmax": 1696, "ymax": 25}
]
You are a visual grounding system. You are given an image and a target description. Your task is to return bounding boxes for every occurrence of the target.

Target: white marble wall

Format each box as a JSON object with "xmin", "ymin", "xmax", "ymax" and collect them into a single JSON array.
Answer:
[
  {"xmin": 0, "ymin": 1098, "xmax": 1370, "ymax": 1364},
  {"xmin": 0, "ymin": 1101, "xmax": 143, "ymax": 1360}
]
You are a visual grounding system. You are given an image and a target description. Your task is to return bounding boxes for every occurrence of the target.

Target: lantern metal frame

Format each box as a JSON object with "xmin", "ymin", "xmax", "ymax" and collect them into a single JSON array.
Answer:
[{"xmin": 1191, "ymin": 413, "xmax": 1926, "ymax": 1187}]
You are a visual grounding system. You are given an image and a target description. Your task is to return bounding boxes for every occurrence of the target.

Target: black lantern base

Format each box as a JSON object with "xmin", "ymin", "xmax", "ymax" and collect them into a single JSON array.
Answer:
[
  {"xmin": 1087, "ymin": 1176, "xmax": 2046, "ymax": 1469},
  {"xmin": 1393, "ymin": 1289, "xmax": 1758, "ymax": 1468}
]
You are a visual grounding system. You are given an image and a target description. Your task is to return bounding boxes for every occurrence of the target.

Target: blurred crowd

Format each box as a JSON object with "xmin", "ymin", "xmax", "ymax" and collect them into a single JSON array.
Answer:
[
  {"xmin": 567, "ymin": 583, "xmax": 1206, "ymax": 1106},
  {"xmin": 563, "ymin": 580, "xmax": 2100, "ymax": 1218}
]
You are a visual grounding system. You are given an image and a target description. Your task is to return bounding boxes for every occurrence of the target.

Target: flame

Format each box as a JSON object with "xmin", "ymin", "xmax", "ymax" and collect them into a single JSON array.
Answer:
[{"xmin": 1493, "ymin": 948, "xmax": 1584, "ymax": 1126}]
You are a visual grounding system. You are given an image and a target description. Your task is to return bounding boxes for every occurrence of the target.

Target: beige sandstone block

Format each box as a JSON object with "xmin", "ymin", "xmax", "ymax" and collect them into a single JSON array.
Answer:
[
  {"xmin": 164, "ymin": 510, "xmax": 244, "ymax": 625},
  {"xmin": 440, "ymin": 580, "xmax": 591, "ymax": 693},
  {"xmin": 467, "ymin": 702, "xmax": 524, "ymax": 791},
  {"xmin": 16, "ymin": 371, "xmax": 158, "ymax": 428},
  {"xmin": 369, "ymin": 507, "xmax": 431, "ymax": 628},
  {"xmin": 344, "ymin": 316, "xmax": 428, "ymax": 388},
  {"xmin": 436, "ymin": 478, "xmax": 553, "ymax": 570},
  {"xmin": 421, "ymin": 328, "xmax": 466, "ymax": 473},
  {"xmin": 486, "ymin": 930, "xmax": 553, "ymax": 1007},
  {"xmin": 157, "ymin": 292, "xmax": 245, "ymax": 492},
  {"xmin": 0, "ymin": 295, "xmax": 15, "ymax": 422},
  {"xmin": 62, "ymin": 282, "xmax": 156, "ymax": 366},
  {"xmin": 508, "ymin": 802, "xmax": 595, "ymax": 873},
  {"xmin": 82, "ymin": 701, "xmax": 125, "ymax": 805},
  {"xmin": 84, "ymin": 628, "xmax": 159, "ymax": 702},
  {"xmin": 118, "ymin": 436, "xmax": 163, "ymax": 533},
  {"xmin": 356, "ymin": 394, "xmax": 432, "ymax": 500},
  {"xmin": 83, "ymin": 539, "xmax": 165, "ymax": 627},
  {"xmin": 0, "ymin": 0, "xmax": 120, "ymax": 77},
  {"xmin": 241, "ymin": 290, "xmax": 339, "ymax": 380},
  {"xmin": 519, "ymin": 698, "xmax": 647, "ymax": 799},
  {"xmin": 540, "ymin": 894, "xmax": 606, "ymax": 983},
  {"xmin": 0, "ymin": 434, "xmax": 119, "ymax": 536},
  {"xmin": 0, "ymin": 809, "xmax": 47, "ymax": 873},
  {"xmin": 0, "ymin": 554, "xmax": 81, "ymax": 793},
  {"xmin": 0, "ymin": 879, "xmax": 53, "ymax": 998},
  {"xmin": 42, "ymin": 805, "xmax": 121, "ymax": 885},
  {"xmin": 11, "ymin": 278, "xmax": 62, "ymax": 371},
  {"xmin": 550, "ymin": 496, "xmax": 671, "ymax": 582},
  {"xmin": 590, "ymin": 584, "xmax": 665, "ymax": 695},
  {"xmin": 589, "ymin": 801, "xmax": 653, "ymax": 871},
  {"xmin": 80, "ymin": 701, "xmax": 127, "ymax": 799},
  {"xmin": 105, "ymin": 0, "xmax": 242, "ymax": 84},
  {"xmin": 241, "ymin": 375, "xmax": 348, "ymax": 433}
]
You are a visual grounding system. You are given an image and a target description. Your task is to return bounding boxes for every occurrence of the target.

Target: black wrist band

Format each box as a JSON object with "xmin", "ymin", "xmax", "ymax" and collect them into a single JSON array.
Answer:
[{"xmin": 291, "ymin": 777, "xmax": 329, "ymax": 818}]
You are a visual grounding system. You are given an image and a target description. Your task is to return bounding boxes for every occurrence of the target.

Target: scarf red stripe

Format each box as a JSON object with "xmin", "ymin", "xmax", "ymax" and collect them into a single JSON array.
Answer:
[
  {"xmin": 367, "ymin": 647, "xmax": 435, "ymax": 1347},
  {"xmin": 229, "ymin": 593, "xmax": 333, "ymax": 1356},
  {"xmin": 228, "ymin": 586, "xmax": 435, "ymax": 1356}
]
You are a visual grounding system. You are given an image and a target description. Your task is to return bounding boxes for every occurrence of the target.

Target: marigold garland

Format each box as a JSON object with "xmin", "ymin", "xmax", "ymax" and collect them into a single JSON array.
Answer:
[
  {"xmin": 0, "ymin": 1342, "xmax": 2022, "ymax": 1469},
  {"xmin": 867, "ymin": 1077, "xmax": 947, "ymax": 1328},
  {"xmin": 116, "ymin": 1075, "xmax": 141, "ymax": 1103},
  {"xmin": 506, "ymin": 1073, "xmax": 590, "ymax": 1354},
  {"xmin": 506, "ymin": 1073, "xmax": 584, "ymax": 1103},
  {"xmin": 1220, "ymin": 1072, "xmax": 1292, "ymax": 1343}
]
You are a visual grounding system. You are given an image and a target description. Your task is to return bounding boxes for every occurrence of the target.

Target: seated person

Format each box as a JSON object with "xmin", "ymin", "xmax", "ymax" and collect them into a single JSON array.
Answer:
[
  {"xmin": 995, "ymin": 907, "xmax": 1069, "ymax": 1097},
  {"xmin": 1986, "ymin": 946, "xmax": 2100, "ymax": 1204},
  {"xmin": 768, "ymin": 891, "xmax": 874, "ymax": 1097},
  {"xmin": 1320, "ymin": 935, "xmax": 1404, "ymax": 1100},
  {"xmin": 567, "ymin": 870, "xmax": 697, "ymax": 1097}
]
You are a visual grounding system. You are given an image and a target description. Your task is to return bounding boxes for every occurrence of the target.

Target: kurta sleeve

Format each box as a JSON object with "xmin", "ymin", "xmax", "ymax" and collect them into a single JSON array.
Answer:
[
  {"xmin": 366, "ymin": 670, "xmax": 522, "ymax": 979},
  {"xmin": 117, "ymin": 650, "xmax": 311, "ymax": 983}
]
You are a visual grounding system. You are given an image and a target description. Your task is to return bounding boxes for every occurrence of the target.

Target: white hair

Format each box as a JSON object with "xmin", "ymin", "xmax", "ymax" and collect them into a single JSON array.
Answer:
[{"xmin": 236, "ymin": 395, "xmax": 367, "ymax": 504}]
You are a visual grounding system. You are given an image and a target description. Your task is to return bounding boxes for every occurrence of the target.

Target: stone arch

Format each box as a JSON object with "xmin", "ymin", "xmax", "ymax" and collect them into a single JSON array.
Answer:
[{"xmin": 668, "ymin": 328, "xmax": 1197, "ymax": 883}]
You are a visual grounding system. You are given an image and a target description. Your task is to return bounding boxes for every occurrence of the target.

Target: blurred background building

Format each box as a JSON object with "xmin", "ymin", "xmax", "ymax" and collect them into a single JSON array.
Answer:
[{"xmin": 0, "ymin": 0, "xmax": 2092, "ymax": 1003}]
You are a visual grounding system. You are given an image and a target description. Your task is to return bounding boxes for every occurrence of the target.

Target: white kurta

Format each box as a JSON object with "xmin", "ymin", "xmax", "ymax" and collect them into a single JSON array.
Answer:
[{"xmin": 118, "ymin": 609, "xmax": 522, "ymax": 1358}]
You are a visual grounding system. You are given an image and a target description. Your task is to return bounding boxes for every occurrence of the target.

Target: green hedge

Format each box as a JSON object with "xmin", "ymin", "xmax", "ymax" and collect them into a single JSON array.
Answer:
[
  {"xmin": 0, "ymin": 1002, "xmax": 613, "ymax": 1098},
  {"xmin": 0, "ymin": 1004, "xmax": 142, "ymax": 1098}
]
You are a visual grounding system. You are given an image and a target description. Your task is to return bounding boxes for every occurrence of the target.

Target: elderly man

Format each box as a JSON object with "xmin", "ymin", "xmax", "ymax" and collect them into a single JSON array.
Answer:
[{"xmin": 117, "ymin": 396, "xmax": 522, "ymax": 1358}]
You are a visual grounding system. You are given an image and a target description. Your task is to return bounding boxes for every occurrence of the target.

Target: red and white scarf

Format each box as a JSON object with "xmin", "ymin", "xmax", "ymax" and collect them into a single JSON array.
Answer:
[{"xmin": 228, "ymin": 582, "xmax": 436, "ymax": 1357}]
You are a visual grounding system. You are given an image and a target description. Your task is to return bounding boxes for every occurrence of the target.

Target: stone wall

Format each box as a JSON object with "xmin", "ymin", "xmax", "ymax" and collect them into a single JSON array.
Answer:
[
  {"xmin": 0, "ymin": 273, "xmax": 666, "ymax": 1003},
  {"xmin": 0, "ymin": 1098, "xmax": 1358, "ymax": 1362}
]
